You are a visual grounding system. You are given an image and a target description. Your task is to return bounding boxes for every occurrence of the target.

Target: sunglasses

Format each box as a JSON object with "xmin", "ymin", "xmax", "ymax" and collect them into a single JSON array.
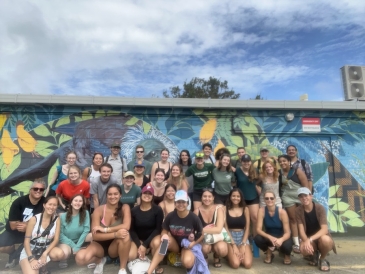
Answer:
[
  {"xmin": 32, "ymin": 188, "xmax": 45, "ymax": 192},
  {"xmin": 203, "ymin": 187, "xmax": 214, "ymax": 193},
  {"xmin": 195, "ymin": 152, "xmax": 204, "ymax": 158},
  {"xmin": 265, "ymin": 197, "xmax": 275, "ymax": 201},
  {"xmin": 136, "ymin": 151, "xmax": 144, "ymax": 153}
]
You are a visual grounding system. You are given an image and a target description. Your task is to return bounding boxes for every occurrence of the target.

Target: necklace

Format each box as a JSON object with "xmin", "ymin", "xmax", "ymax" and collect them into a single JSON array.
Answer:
[{"xmin": 152, "ymin": 181, "xmax": 166, "ymax": 189}]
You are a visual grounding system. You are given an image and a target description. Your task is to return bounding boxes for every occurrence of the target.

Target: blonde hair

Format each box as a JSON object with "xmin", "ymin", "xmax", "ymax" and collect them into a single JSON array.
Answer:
[
  {"xmin": 261, "ymin": 160, "xmax": 279, "ymax": 181},
  {"xmin": 167, "ymin": 164, "xmax": 189, "ymax": 190}
]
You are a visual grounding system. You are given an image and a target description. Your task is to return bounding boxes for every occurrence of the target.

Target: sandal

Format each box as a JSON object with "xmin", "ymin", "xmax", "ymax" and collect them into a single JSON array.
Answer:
[
  {"xmin": 293, "ymin": 245, "xmax": 301, "ymax": 254},
  {"xmin": 264, "ymin": 253, "xmax": 274, "ymax": 264},
  {"xmin": 319, "ymin": 259, "xmax": 330, "ymax": 272},
  {"xmin": 39, "ymin": 266, "xmax": 51, "ymax": 274},
  {"xmin": 308, "ymin": 250, "xmax": 319, "ymax": 266},
  {"xmin": 155, "ymin": 266, "xmax": 164, "ymax": 274},
  {"xmin": 213, "ymin": 253, "xmax": 222, "ymax": 268},
  {"xmin": 283, "ymin": 258, "xmax": 292, "ymax": 265}
]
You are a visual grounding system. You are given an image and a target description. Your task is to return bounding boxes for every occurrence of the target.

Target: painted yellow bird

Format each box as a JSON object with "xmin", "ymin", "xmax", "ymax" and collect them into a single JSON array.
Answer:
[
  {"xmin": 16, "ymin": 121, "xmax": 39, "ymax": 157},
  {"xmin": 1, "ymin": 129, "xmax": 20, "ymax": 166},
  {"xmin": 199, "ymin": 119, "xmax": 217, "ymax": 144},
  {"xmin": 0, "ymin": 113, "xmax": 10, "ymax": 130}
]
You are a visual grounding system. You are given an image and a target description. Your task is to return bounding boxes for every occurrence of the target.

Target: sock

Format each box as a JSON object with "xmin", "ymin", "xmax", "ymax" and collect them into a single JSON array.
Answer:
[{"xmin": 293, "ymin": 236, "xmax": 299, "ymax": 246}]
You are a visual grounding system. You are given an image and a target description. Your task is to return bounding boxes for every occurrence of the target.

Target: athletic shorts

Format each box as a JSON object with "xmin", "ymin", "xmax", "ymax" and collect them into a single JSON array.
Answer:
[{"xmin": 245, "ymin": 196, "xmax": 260, "ymax": 205}]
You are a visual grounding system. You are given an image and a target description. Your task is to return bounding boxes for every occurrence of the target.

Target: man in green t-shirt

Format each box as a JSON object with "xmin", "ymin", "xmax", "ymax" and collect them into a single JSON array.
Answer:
[{"xmin": 185, "ymin": 151, "xmax": 215, "ymax": 209}]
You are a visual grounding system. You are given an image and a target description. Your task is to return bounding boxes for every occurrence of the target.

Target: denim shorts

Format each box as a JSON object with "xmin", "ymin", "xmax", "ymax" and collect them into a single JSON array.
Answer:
[{"xmin": 230, "ymin": 230, "xmax": 250, "ymax": 246}]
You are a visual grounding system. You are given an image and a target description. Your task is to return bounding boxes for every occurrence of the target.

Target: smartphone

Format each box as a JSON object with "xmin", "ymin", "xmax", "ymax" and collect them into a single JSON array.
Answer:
[{"xmin": 158, "ymin": 239, "xmax": 169, "ymax": 255}]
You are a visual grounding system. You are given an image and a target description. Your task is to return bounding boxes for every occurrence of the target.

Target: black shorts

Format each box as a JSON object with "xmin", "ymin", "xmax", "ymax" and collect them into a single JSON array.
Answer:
[
  {"xmin": 245, "ymin": 196, "xmax": 260, "ymax": 205},
  {"xmin": 214, "ymin": 192, "xmax": 229, "ymax": 205},
  {"xmin": 0, "ymin": 230, "xmax": 24, "ymax": 247},
  {"xmin": 193, "ymin": 189, "xmax": 205, "ymax": 202},
  {"xmin": 94, "ymin": 239, "xmax": 117, "ymax": 258}
]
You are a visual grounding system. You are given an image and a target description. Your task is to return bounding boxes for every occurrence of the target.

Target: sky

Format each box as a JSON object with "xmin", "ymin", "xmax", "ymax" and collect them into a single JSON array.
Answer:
[{"xmin": 1, "ymin": 0, "xmax": 365, "ymax": 101}]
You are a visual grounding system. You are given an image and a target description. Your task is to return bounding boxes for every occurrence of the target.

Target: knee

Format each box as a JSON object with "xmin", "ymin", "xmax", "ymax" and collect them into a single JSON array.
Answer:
[
  {"xmin": 318, "ymin": 235, "xmax": 333, "ymax": 248},
  {"xmin": 151, "ymin": 237, "xmax": 160, "ymax": 250},
  {"xmin": 214, "ymin": 243, "xmax": 228, "ymax": 257},
  {"xmin": 243, "ymin": 261, "xmax": 252, "ymax": 269},
  {"xmin": 202, "ymin": 245, "xmax": 211, "ymax": 255},
  {"xmin": 230, "ymin": 260, "xmax": 240, "ymax": 269},
  {"xmin": 182, "ymin": 255, "xmax": 195, "ymax": 269},
  {"xmin": 75, "ymin": 252, "xmax": 87, "ymax": 266}
]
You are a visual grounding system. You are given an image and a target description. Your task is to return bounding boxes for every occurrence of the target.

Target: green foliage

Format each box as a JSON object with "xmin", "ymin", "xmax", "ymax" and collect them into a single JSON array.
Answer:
[
  {"xmin": 0, "ymin": 154, "xmax": 21, "ymax": 180},
  {"xmin": 327, "ymin": 185, "xmax": 364, "ymax": 232},
  {"xmin": 163, "ymin": 77, "xmax": 240, "ymax": 99}
]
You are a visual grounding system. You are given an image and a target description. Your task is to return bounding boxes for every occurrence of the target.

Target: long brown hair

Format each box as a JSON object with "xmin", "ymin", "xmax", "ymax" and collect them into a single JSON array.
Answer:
[
  {"xmin": 167, "ymin": 164, "xmax": 188, "ymax": 190},
  {"xmin": 65, "ymin": 194, "xmax": 87, "ymax": 225},
  {"xmin": 261, "ymin": 160, "xmax": 279, "ymax": 181},
  {"xmin": 226, "ymin": 188, "xmax": 246, "ymax": 210}
]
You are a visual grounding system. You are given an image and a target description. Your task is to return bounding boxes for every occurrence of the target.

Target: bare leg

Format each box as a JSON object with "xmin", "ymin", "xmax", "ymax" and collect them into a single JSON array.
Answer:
[
  {"xmin": 247, "ymin": 204, "xmax": 259, "ymax": 236},
  {"xmin": 181, "ymin": 249, "xmax": 195, "ymax": 269},
  {"xmin": 20, "ymin": 258, "xmax": 39, "ymax": 274},
  {"xmin": 109, "ymin": 236, "xmax": 131, "ymax": 270},
  {"xmin": 75, "ymin": 242, "xmax": 104, "ymax": 266},
  {"xmin": 240, "ymin": 244, "xmax": 252, "ymax": 269}
]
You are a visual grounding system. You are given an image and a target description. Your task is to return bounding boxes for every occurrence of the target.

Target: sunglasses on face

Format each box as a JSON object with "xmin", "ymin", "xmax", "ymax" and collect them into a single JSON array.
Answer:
[
  {"xmin": 32, "ymin": 188, "xmax": 45, "ymax": 192},
  {"xmin": 136, "ymin": 151, "xmax": 144, "ymax": 153},
  {"xmin": 265, "ymin": 197, "xmax": 275, "ymax": 201}
]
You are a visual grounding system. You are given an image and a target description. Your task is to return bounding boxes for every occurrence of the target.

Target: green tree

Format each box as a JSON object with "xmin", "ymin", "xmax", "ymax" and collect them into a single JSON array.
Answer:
[{"xmin": 163, "ymin": 77, "xmax": 240, "ymax": 99}]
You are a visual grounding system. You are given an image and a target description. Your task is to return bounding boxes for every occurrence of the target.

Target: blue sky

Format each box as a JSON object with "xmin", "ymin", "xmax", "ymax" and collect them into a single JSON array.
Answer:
[{"xmin": 1, "ymin": 0, "xmax": 365, "ymax": 101}]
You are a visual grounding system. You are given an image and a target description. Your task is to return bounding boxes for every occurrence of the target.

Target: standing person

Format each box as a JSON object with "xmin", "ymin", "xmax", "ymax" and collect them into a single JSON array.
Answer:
[
  {"xmin": 129, "ymin": 186, "xmax": 164, "ymax": 263},
  {"xmin": 253, "ymin": 147, "xmax": 279, "ymax": 173},
  {"xmin": 167, "ymin": 163, "xmax": 189, "ymax": 192},
  {"xmin": 146, "ymin": 190, "xmax": 205, "ymax": 274},
  {"xmin": 133, "ymin": 160, "xmax": 150, "ymax": 188},
  {"xmin": 58, "ymin": 194, "xmax": 91, "ymax": 269},
  {"xmin": 82, "ymin": 152, "xmax": 104, "ymax": 182},
  {"xmin": 258, "ymin": 161, "xmax": 282, "ymax": 208},
  {"xmin": 104, "ymin": 142, "xmax": 127, "ymax": 183},
  {"xmin": 278, "ymin": 154, "xmax": 308, "ymax": 254},
  {"xmin": 194, "ymin": 188, "xmax": 228, "ymax": 268},
  {"xmin": 0, "ymin": 179, "xmax": 46, "ymax": 268},
  {"xmin": 56, "ymin": 166, "xmax": 90, "ymax": 211},
  {"xmin": 158, "ymin": 184, "xmax": 177, "ymax": 218},
  {"xmin": 213, "ymin": 153, "xmax": 235, "ymax": 205},
  {"xmin": 185, "ymin": 151, "xmax": 215, "ymax": 210},
  {"xmin": 150, "ymin": 149, "xmax": 173, "ymax": 182},
  {"xmin": 75, "ymin": 184, "xmax": 131, "ymax": 274},
  {"xmin": 224, "ymin": 188, "xmax": 253, "ymax": 269},
  {"xmin": 231, "ymin": 147, "xmax": 246, "ymax": 171},
  {"xmin": 19, "ymin": 196, "xmax": 63, "ymax": 274},
  {"xmin": 148, "ymin": 169, "xmax": 167, "ymax": 205},
  {"xmin": 45, "ymin": 151, "xmax": 77, "ymax": 197},
  {"xmin": 254, "ymin": 190, "xmax": 292, "ymax": 265},
  {"xmin": 127, "ymin": 145, "xmax": 152, "ymax": 176},
  {"xmin": 192, "ymin": 143, "xmax": 216, "ymax": 164},
  {"xmin": 120, "ymin": 171, "xmax": 141, "ymax": 208},
  {"xmin": 214, "ymin": 148, "xmax": 231, "ymax": 167},
  {"xmin": 179, "ymin": 150, "xmax": 194, "ymax": 210},
  {"xmin": 90, "ymin": 163, "xmax": 120, "ymax": 213},
  {"xmin": 287, "ymin": 145, "xmax": 314, "ymax": 193},
  {"xmin": 296, "ymin": 187, "xmax": 336, "ymax": 272},
  {"xmin": 234, "ymin": 154, "xmax": 260, "ymax": 236}
]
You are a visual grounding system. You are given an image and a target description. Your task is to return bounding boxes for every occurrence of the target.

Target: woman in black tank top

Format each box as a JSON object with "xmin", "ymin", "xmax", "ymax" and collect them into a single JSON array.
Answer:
[
  {"xmin": 193, "ymin": 188, "xmax": 228, "ymax": 268},
  {"xmin": 224, "ymin": 188, "xmax": 253, "ymax": 269},
  {"xmin": 150, "ymin": 148, "xmax": 172, "ymax": 182}
]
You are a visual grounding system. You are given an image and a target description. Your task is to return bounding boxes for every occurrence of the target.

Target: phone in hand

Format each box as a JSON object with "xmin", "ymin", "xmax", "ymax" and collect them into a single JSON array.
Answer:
[{"xmin": 158, "ymin": 239, "xmax": 169, "ymax": 255}]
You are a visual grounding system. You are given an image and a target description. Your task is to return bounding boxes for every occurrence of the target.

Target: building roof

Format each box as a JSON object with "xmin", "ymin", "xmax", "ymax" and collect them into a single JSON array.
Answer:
[{"xmin": 1, "ymin": 93, "xmax": 365, "ymax": 110}]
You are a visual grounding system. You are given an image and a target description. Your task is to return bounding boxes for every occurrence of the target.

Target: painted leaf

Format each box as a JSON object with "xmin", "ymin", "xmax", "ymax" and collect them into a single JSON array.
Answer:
[
  {"xmin": 58, "ymin": 134, "xmax": 72, "ymax": 146},
  {"xmin": 193, "ymin": 109, "xmax": 204, "ymax": 115},
  {"xmin": 36, "ymin": 140, "xmax": 56, "ymax": 151},
  {"xmin": 334, "ymin": 202, "xmax": 350, "ymax": 212},
  {"xmin": 328, "ymin": 198, "xmax": 341, "ymax": 206},
  {"xmin": 340, "ymin": 210, "xmax": 360, "ymax": 219},
  {"xmin": 142, "ymin": 121, "xmax": 151, "ymax": 134},
  {"xmin": 327, "ymin": 210, "xmax": 340, "ymax": 232},
  {"xmin": 107, "ymin": 110, "xmax": 120, "ymax": 116},
  {"xmin": 231, "ymin": 136, "xmax": 243, "ymax": 147},
  {"xmin": 81, "ymin": 112, "xmax": 93, "ymax": 121},
  {"xmin": 55, "ymin": 116, "xmax": 70, "ymax": 128},
  {"xmin": 311, "ymin": 162, "xmax": 330, "ymax": 183},
  {"xmin": 124, "ymin": 117, "xmax": 139, "ymax": 126},
  {"xmin": 33, "ymin": 125, "xmax": 52, "ymax": 137},
  {"xmin": 329, "ymin": 185, "xmax": 340, "ymax": 198},
  {"xmin": 48, "ymin": 160, "xmax": 59, "ymax": 185},
  {"xmin": 11, "ymin": 180, "xmax": 33, "ymax": 193},
  {"xmin": 95, "ymin": 110, "xmax": 105, "ymax": 118},
  {"xmin": 346, "ymin": 218, "xmax": 364, "ymax": 227},
  {"xmin": 1, "ymin": 153, "xmax": 21, "ymax": 180}
]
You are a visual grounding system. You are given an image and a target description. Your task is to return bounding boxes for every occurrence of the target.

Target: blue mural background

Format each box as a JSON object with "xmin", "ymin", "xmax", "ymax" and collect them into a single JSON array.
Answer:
[{"xmin": 1, "ymin": 105, "xmax": 365, "ymax": 234}]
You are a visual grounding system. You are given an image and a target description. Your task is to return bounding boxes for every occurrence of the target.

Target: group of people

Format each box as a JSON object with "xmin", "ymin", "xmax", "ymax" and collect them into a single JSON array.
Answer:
[{"xmin": 0, "ymin": 142, "xmax": 335, "ymax": 273}]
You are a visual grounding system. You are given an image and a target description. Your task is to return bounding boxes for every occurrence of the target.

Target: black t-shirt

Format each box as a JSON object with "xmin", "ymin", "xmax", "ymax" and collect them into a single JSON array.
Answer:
[
  {"xmin": 6, "ymin": 195, "xmax": 45, "ymax": 232},
  {"xmin": 162, "ymin": 210, "xmax": 203, "ymax": 246},
  {"xmin": 304, "ymin": 203, "xmax": 321, "ymax": 237},
  {"xmin": 130, "ymin": 204, "xmax": 164, "ymax": 248}
]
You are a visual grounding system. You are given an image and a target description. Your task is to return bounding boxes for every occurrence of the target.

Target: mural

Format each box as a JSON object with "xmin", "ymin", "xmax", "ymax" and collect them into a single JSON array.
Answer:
[{"xmin": 1, "ymin": 105, "xmax": 365, "ymax": 234}]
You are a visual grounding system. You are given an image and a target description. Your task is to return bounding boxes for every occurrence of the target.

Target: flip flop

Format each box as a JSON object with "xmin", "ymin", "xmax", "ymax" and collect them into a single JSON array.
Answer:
[
  {"xmin": 319, "ymin": 259, "xmax": 330, "ymax": 272},
  {"xmin": 283, "ymin": 259, "xmax": 292, "ymax": 265},
  {"xmin": 264, "ymin": 253, "xmax": 274, "ymax": 264},
  {"xmin": 213, "ymin": 253, "xmax": 222, "ymax": 268},
  {"xmin": 308, "ymin": 250, "xmax": 319, "ymax": 266}
]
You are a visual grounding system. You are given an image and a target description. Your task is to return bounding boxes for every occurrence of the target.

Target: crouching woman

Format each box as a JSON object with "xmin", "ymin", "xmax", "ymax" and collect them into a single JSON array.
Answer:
[{"xmin": 75, "ymin": 184, "xmax": 131, "ymax": 274}]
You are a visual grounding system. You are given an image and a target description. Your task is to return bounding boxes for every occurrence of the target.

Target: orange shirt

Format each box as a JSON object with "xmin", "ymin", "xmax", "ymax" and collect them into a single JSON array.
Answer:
[{"xmin": 56, "ymin": 179, "xmax": 90, "ymax": 202}]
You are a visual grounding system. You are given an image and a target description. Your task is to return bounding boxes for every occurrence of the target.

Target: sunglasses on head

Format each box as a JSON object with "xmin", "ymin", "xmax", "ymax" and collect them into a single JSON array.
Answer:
[
  {"xmin": 136, "ymin": 150, "xmax": 144, "ymax": 153},
  {"xmin": 32, "ymin": 187, "xmax": 45, "ymax": 192},
  {"xmin": 265, "ymin": 197, "xmax": 275, "ymax": 201},
  {"xmin": 195, "ymin": 152, "xmax": 204, "ymax": 158},
  {"xmin": 202, "ymin": 187, "xmax": 214, "ymax": 193}
]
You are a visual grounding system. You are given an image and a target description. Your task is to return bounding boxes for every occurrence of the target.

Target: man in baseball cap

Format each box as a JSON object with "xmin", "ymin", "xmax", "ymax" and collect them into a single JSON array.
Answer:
[
  {"xmin": 253, "ymin": 146, "xmax": 279, "ymax": 173},
  {"xmin": 296, "ymin": 188, "xmax": 336, "ymax": 271}
]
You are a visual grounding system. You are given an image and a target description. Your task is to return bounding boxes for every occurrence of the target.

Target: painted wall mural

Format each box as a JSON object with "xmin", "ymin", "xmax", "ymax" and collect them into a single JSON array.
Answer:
[{"xmin": 1, "ymin": 105, "xmax": 365, "ymax": 234}]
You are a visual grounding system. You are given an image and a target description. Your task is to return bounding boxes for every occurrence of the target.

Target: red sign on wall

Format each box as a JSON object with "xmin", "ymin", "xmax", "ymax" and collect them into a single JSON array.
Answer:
[{"xmin": 302, "ymin": 118, "xmax": 321, "ymax": 132}]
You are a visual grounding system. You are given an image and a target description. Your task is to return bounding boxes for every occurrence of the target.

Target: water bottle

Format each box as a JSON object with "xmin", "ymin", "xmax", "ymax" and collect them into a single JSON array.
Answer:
[{"xmin": 253, "ymin": 240, "xmax": 260, "ymax": 258}]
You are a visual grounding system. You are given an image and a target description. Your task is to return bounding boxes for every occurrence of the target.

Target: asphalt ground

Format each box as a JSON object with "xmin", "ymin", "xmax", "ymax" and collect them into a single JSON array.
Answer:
[{"xmin": 1, "ymin": 236, "xmax": 364, "ymax": 274}]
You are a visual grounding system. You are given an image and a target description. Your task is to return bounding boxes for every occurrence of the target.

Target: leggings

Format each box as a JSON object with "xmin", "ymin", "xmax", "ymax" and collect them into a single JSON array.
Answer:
[{"xmin": 254, "ymin": 234, "xmax": 293, "ymax": 255}]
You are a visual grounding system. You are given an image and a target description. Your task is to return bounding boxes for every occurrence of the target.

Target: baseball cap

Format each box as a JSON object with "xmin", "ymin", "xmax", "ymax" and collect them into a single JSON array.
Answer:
[
  {"xmin": 297, "ymin": 187, "xmax": 311, "ymax": 196},
  {"xmin": 175, "ymin": 190, "xmax": 189, "ymax": 202},
  {"xmin": 260, "ymin": 147, "xmax": 269, "ymax": 152},
  {"xmin": 141, "ymin": 185, "xmax": 154, "ymax": 195},
  {"xmin": 195, "ymin": 151, "xmax": 204, "ymax": 158},
  {"xmin": 241, "ymin": 154, "xmax": 251, "ymax": 161},
  {"xmin": 123, "ymin": 171, "xmax": 135, "ymax": 178},
  {"xmin": 111, "ymin": 142, "xmax": 121, "ymax": 148},
  {"xmin": 134, "ymin": 160, "xmax": 145, "ymax": 168}
]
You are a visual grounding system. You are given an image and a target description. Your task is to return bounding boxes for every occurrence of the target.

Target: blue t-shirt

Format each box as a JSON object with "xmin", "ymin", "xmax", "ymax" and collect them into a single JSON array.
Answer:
[
  {"xmin": 51, "ymin": 166, "xmax": 68, "ymax": 191},
  {"xmin": 235, "ymin": 168, "xmax": 258, "ymax": 201}
]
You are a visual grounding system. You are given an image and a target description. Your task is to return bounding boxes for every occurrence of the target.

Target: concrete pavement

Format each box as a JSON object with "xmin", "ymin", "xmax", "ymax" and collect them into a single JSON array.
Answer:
[{"xmin": 1, "ymin": 236, "xmax": 364, "ymax": 274}]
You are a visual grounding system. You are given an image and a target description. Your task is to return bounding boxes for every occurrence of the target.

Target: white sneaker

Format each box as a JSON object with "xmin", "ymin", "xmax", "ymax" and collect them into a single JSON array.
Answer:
[
  {"xmin": 94, "ymin": 257, "xmax": 106, "ymax": 274},
  {"xmin": 118, "ymin": 269, "xmax": 127, "ymax": 274}
]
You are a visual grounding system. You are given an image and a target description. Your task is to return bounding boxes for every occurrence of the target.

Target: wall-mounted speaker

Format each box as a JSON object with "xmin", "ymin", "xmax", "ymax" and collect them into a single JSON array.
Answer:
[{"xmin": 341, "ymin": 65, "xmax": 365, "ymax": 101}]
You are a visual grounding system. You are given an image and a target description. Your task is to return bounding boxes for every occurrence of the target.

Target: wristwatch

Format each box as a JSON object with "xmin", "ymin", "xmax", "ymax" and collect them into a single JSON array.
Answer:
[{"xmin": 28, "ymin": 255, "xmax": 35, "ymax": 262}]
